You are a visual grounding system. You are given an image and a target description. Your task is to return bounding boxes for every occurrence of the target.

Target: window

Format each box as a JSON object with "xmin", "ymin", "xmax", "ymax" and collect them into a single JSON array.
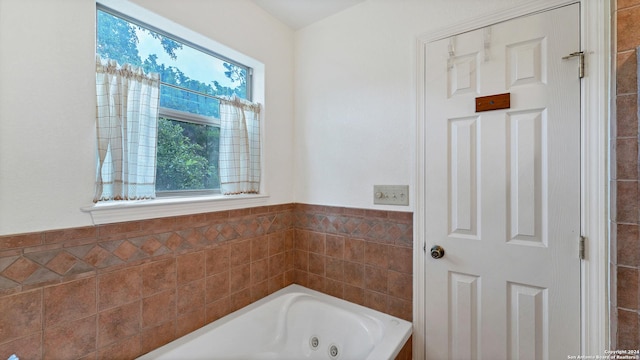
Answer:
[{"xmin": 96, "ymin": 6, "xmax": 252, "ymax": 196}]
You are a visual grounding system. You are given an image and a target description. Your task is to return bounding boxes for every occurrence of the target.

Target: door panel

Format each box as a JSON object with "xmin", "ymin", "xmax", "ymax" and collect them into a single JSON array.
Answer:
[{"xmin": 425, "ymin": 4, "xmax": 581, "ymax": 359}]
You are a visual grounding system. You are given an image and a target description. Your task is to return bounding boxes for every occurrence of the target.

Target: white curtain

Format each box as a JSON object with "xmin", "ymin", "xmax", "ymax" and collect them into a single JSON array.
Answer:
[
  {"xmin": 94, "ymin": 56, "xmax": 161, "ymax": 202},
  {"xmin": 219, "ymin": 96, "xmax": 261, "ymax": 195}
]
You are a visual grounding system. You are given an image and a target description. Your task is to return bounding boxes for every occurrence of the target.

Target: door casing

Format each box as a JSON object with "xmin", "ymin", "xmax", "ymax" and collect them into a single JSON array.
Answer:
[{"xmin": 414, "ymin": 0, "xmax": 611, "ymax": 358}]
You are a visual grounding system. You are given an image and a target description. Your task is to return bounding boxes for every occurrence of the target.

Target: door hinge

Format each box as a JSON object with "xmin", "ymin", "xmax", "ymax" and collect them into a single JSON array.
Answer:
[
  {"xmin": 579, "ymin": 235, "xmax": 586, "ymax": 260},
  {"xmin": 562, "ymin": 51, "xmax": 585, "ymax": 79}
]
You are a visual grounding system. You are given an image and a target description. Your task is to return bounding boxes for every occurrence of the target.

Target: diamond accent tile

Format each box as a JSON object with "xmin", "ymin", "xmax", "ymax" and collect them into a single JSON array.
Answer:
[
  {"xmin": 46, "ymin": 252, "xmax": 78, "ymax": 275},
  {"xmin": 84, "ymin": 246, "xmax": 111, "ymax": 267},
  {"xmin": 66, "ymin": 244, "xmax": 96, "ymax": 259},
  {"xmin": 259, "ymin": 218, "xmax": 272, "ymax": 233},
  {"xmin": 234, "ymin": 222, "xmax": 248, "ymax": 237},
  {"xmin": 25, "ymin": 250, "xmax": 59, "ymax": 266},
  {"xmin": 0, "ymin": 255, "xmax": 20, "ymax": 273},
  {"xmin": 140, "ymin": 238, "xmax": 163, "ymax": 255},
  {"xmin": 2, "ymin": 257, "xmax": 40, "ymax": 283},
  {"xmin": 166, "ymin": 233, "xmax": 184, "ymax": 251},
  {"xmin": 219, "ymin": 224, "xmax": 238, "ymax": 241},
  {"xmin": 23, "ymin": 267, "xmax": 59, "ymax": 285},
  {"xmin": 354, "ymin": 222, "xmax": 372, "ymax": 237},
  {"xmin": 343, "ymin": 218, "xmax": 360, "ymax": 234},
  {"xmin": 66, "ymin": 261, "xmax": 95, "ymax": 277},
  {"xmin": 368, "ymin": 223, "xmax": 387, "ymax": 241},
  {"xmin": 0, "ymin": 276, "xmax": 18, "ymax": 290},
  {"xmin": 181, "ymin": 229, "xmax": 201, "ymax": 246},
  {"xmin": 386, "ymin": 224, "xmax": 402, "ymax": 242},
  {"xmin": 113, "ymin": 241, "xmax": 137, "ymax": 261},
  {"xmin": 204, "ymin": 227, "xmax": 219, "ymax": 241}
]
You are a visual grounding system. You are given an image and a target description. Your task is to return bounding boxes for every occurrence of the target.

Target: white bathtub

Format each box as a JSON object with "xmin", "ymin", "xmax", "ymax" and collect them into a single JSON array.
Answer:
[{"xmin": 138, "ymin": 284, "xmax": 412, "ymax": 360}]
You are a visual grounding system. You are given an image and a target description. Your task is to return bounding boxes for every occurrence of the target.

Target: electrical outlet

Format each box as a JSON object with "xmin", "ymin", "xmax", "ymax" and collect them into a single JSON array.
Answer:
[{"xmin": 373, "ymin": 185, "xmax": 409, "ymax": 206}]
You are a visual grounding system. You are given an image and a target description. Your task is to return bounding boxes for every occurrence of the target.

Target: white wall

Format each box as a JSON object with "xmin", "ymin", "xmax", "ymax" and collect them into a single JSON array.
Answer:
[
  {"xmin": 293, "ymin": 0, "xmax": 530, "ymax": 211},
  {"xmin": 0, "ymin": 0, "xmax": 294, "ymax": 235}
]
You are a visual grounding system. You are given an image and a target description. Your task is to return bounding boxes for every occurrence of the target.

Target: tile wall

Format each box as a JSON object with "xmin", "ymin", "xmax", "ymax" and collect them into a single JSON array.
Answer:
[
  {"xmin": 0, "ymin": 203, "xmax": 413, "ymax": 359},
  {"xmin": 615, "ymin": 0, "xmax": 640, "ymax": 350}
]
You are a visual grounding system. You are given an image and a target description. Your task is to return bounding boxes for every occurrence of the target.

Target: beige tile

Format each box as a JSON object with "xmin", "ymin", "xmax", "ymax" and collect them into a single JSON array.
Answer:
[
  {"xmin": 365, "ymin": 265, "xmax": 388, "ymax": 294},
  {"xmin": 205, "ymin": 244, "xmax": 229, "ymax": 276},
  {"xmin": 230, "ymin": 288, "xmax": 251, "ymax": 312},
  {"xmin": 176, "ymin": 311, "xmax": 205, "ymax": 339},
  {"xmin": 177, "ymin": 251, "xmax": 205, "ymax": 285},
  {"xmin": 205, "ymin": 271, "xmax": 229, "ymax": 304},
  {"xmin": 0, "ymin": 289, "xmax": 42, "ymax": 343},
  {"xmin": 363, "ymin": 290, "xmax": 387, "ymax": 314},
  {"xmin": 268, "ymin": 253, "xmax": 286, "ymax": 277},
  {"xmin": 618, "ymin": 6, "xmax": 640, "ymax": 52},
  {"xmin": 617, "ymin": 138, "xmax": 639, "ymax": 180},
  {"xmin": 98, "ymin": 267, "xmax": 141, "ymax": 310},
  {"xmin": 326, "ymin": 257, "xmax": 344, "ymax": 282},
  {"xmin": 619, "ymin": 0, "xmax": 640, "ymax": 10},
  {"xmin": 617, "ymin": 309, "xmax": 639, "ymax": 350},
  {"xmin": 141, "ymin": 258, "xmax": 175, "ymax": 297},
  {"xmin": 616, "ymin": 181, "xmax": 639, "ymax": 224},
  {"xmin": 325, "ymin": 235, "xmax": 345, "ymax": 259},
  {"xmin": 364, "ymin": 242, "xmax": 389, "ymax": 268},
  {"xmin": 177, "ymin": 279, "xmax": 205, "ymax": 316},
  {"xmin": 250, "ymin": 258, "xmax": 269, "ymax": 284},
  {"xmin": 308, "ymin": 253, "xmax": 325, "ymax": 276},
  {"xmin": 96, "ymin": 334, "xmax": 141, "ymax": 360},
  {"xmin": 344, "ymin": 238, "xmax": 364, "ymax": 263},
  {"xmin": 268, "ymin": 233, "xmax": 285, "ymax": 256},
  {"xmin": 230, "ymin": 240, "xmax": 251, "ymax": 267},
  {"xmin": 617, "ymin": 51, "xmax": 637, "ymax": 95},
  {"xmin": 617, "ymin": 224, "xmax": 640, "ymax": 266},
  {"xmin": 98, "ymin": 301, "xmax": 140, "ymax": 347},
  {"xmin": 388, "ymin": 246, "xmax": 413, "ymax": 274},
  {"xmin": 325, "ymin": 278, "xmax": 344, "ymax": 299},
  {"xmin": 250, "ymin": 237, "xmax": 268, "ymax": 261},
  {"xmin": 616, "ymin": 94, "xmax": 638, "ymax": 138},
  {"xmin": 141, "ymin": 321, "xmax": 176, "ymax": 355},
  {"xmin": 0, "ymin": 333, "xmax": 42, "ymax": 360},
  {"xmin": 344, "ymin": 261, "xmax": 364, "ymax": 288},
  {"xmin": 618, "ymin": 267, "xmax": 639, "ymax": 309},
  {"xmin": 0, "ymin": 233, "xmax": 42, "ymax": 250},
  {"xmin": 308, "ymin": 232, "xmax": 326, "ymax": 254},
  {"xmin": 44, "ymin": 277, "xmax": 96, "ymax": 327},
  {"xmin": 44, "ymin": 315, "xmax": 96, "ymax": 360},
  {"xmin": 205, "ymin": 297, "xmax": 230, "ymax": 323},
  {"xmin": 387, "ymin": 297, "xmax": 412, "ymax": 322},
  {"xmin": 142, "ymin": 289, "xmax": 176, "ymax": 329},
  {"xmin": 388, "ymin": 271, "xmax": 412, "ymax": 301},
  {"xmin": 229, "ymin": 264, "xmax": 250, "ymax": 293}
]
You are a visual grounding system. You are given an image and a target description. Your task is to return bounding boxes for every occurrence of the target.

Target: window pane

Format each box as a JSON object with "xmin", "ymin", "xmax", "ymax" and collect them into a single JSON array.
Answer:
[
  {"xmin": 156, "ymin": 118, "xmax": 220, "ymax": 191},
  {"xmin": 96, "ymin": 9, "xmax": 249, "ymax": 118},
  {"xmin": 160, "ymin": 85, "xmax": 220, "ymax": 118}
]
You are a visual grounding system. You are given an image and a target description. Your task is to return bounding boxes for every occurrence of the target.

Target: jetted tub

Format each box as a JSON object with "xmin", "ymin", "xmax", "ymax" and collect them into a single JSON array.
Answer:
[{"xmin": 137, "ymin": 284, "xmax": 412, "ymax": 360}]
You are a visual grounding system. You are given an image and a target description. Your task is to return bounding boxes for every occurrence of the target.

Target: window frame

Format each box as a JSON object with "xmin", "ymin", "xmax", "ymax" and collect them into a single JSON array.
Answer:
[
  {"xmin": 85, "ymin": 0, "xmax": 268, "ymax": 224},
  {"xmin": 97, "ymin": 4, "xmax": 253, "ymax": 197}
]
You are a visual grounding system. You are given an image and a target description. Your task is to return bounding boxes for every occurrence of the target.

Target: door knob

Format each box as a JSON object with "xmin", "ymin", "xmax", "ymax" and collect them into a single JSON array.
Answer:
[{"xmin": 430, "ymin": 245, "xmax": 445, "ymax": 259}]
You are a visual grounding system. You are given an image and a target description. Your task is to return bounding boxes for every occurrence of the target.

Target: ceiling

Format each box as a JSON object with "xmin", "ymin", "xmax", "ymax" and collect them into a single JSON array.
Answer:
[{"xmin": 251, "ymin": 0, "xmax": 366, "ymax": 30}]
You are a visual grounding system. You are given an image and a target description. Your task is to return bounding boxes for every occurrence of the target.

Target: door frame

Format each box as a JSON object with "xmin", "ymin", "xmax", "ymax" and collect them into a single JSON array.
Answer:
[{"xmin": 414, "ymin": 0, "xmax": 611, "ymax": 358}]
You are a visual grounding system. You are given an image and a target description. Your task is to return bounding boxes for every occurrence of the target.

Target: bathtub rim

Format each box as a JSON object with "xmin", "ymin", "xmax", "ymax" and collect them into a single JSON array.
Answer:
[{"xmin": 137, "ymin": 284, "xmax": 413, "ymax": 360}]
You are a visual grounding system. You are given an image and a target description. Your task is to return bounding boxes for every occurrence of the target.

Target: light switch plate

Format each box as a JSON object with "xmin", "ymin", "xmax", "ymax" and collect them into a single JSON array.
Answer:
[{"xmin": 373, "ymin": 185, "xmax": 409, "ymax": 206}]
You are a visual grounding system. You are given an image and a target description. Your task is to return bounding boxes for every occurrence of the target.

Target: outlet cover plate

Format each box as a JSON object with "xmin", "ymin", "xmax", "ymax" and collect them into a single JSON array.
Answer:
[{"xmin": 373, "ymin": 185, "xmax": 409, "ymax": 206}]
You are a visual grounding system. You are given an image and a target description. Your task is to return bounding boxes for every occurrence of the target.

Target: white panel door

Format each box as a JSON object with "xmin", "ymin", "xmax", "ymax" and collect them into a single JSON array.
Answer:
[{"xmin": 424, "ymin": 4, "xmax": 581, "ymax": 359}]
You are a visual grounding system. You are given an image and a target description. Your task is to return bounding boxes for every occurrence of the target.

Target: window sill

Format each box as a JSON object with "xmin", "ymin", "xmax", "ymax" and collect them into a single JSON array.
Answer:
[{"xmin": 81, "ymin": 193, "xmax": 270, "ymax": 225}]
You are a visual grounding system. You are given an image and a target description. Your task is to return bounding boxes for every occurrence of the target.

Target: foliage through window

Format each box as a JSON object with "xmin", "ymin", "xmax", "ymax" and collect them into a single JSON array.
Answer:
[{"xmin": 96, "ymin": 7, "xmax": 251, "ymax": 194}]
